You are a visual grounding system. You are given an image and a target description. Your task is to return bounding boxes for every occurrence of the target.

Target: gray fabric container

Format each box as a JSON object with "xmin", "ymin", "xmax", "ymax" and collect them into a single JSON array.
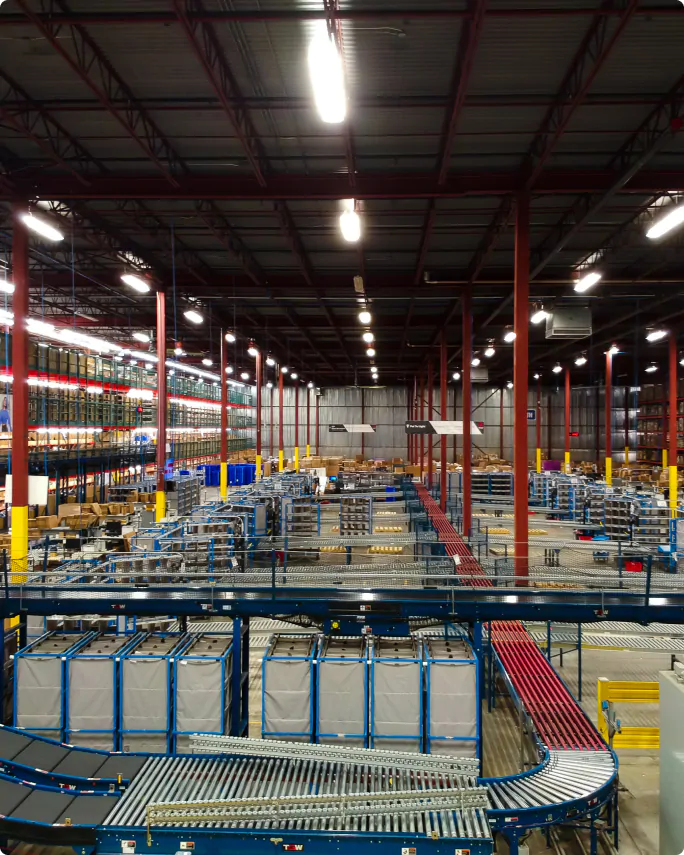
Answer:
[
  {"xmin": 67, "ymin": 634, "xmax": 136, "ymax": 751},
  {"xmin": 425, "ymin": 637, "xmax": 478, "ymax": 758},
  {"xmin": 174, "ymin": 633, "xmax": 232, "ymax": 753},
  {"xmin": 14, "ymin": 632, "xmax": 91, "ymax": 740},
  {"xmin": 262, "ymin": 635, "xmax": 315, "ymax": 742},
  {"xmin": 317, "ymin": 637, "xmax": 368, "ymax": 746},
  {"xmin": 370, "ymin": 637, "xmax": 423, "ymax": 752},
  {"xmin": 121, "ymin": 634, "xmax": 185, "ymax": 754}
]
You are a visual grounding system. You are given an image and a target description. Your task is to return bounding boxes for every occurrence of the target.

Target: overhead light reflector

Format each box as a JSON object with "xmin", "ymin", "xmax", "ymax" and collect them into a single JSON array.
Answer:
[
  {"xmin": 132, "ymin": 332, "xmax": 150, "ymax": 343},
  {"xmin": 184, "ymin": 309, "xmax": 203, "ymax": 324},
  {"xmin": 645, "ymin": 363, "xmax": 658, "ymax": 373},
  {"xmin": 646, "ymin": 203, "xmax": 684, "ymax": 240},
  {"xmin": 646, "ymin": 328, "xmax": 667, "ymax": 342},
  {"xmin": 340, "ymin": 206, "xmax": 361, "ymax": 243},
  {"xmin": 503, "ymin": 330, "xmax": 516, "ymax": 343},
  {"xmin": 552, "ymin": 363, "xmax": 563, "ymax": 374},
  {"xmin": 20, "ymin": 212, "xmax": 64, "ymax": 242},
  {"xmin": 358, "ymin": 309, "xmax": 372, "ymax": 325},
  {"xmin": 366, "ymin": 347, "xmax": 376, "ymax": 357},
  {"xmin": 530, "ymin": 308, "xmax": 548, "ymax": 324},
  {"xmin": 452, "ymin": 372, "xmax": 461, "ymax": 381},
  {"xmin": 121, "ymin": 273, "xmax": 151, "ymax": 293},
  {"xmin": 0, "ymin": 281, "xmax": 14, "ymax": 294},
  {"xmin": 575, "ymin": 355, "xmax": 587, "ymax": 366},
  {"xmin": 202, "ymin": 358, "xmax": 213, "ymax": 367},
  {"xmin": 574, "ymin": 271, "xmax": 601, "ymax": 293},
  {"xmin": 308, "ymin": 23, "xmax": 346, "ymax": 124}
]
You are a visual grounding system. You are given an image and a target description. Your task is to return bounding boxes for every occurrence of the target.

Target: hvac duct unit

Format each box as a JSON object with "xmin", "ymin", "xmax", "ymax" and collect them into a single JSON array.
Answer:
[
  {"xmin": 545, "ymin": 308, "xmax": 592, "ymax": 339},
  {"xmin": 472, "ymin": 366, "xmax": 489, "ymax": 383}
]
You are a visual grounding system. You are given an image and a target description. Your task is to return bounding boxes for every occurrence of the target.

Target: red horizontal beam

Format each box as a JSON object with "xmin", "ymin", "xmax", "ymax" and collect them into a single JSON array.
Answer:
[
  {"xmin": 8, "ymin": 170, "xmax": 684, "ymax": 200},
  {"xmin": 0, "ymin": 6, "xmax": 677, "ymax": 25}
]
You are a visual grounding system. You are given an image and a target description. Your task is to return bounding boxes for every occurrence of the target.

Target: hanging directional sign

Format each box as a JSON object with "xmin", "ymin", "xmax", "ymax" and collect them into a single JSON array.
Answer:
[
  {"xmin": 405, "ymin": 421, "xmax": 482, "ymax": 435},
  {"xmin": 329, "ymin": 424, "xmax": 376, "ymax": 433},
  {"xmin": 527, "ymin": 409, "xmax": 536, "ymax": 422}
]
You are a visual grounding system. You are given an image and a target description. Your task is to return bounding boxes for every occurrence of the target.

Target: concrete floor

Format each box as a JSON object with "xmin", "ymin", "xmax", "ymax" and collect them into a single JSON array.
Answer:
[{"xmin": 247, "ymin": 624, "xmax": 663, "ymax": 855}]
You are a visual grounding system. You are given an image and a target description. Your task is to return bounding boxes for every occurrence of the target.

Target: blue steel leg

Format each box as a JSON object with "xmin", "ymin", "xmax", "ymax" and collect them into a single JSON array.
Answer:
[
  {"xmin": 231, "ymin": 617, "xmax": 244, "ymax": 736},
  {"xmin": 590, "ymin": 814, "xmax": 598, "ymax": 855},
  {"xmin": 506, "ymin": 832, "xmax": 519, "ymax": 855},
  {"xmin": 613, "ymin": 793, "xmax": 619, "ymax": 849},
  {"xmin": 547, "ymin": 621, "xmax": 551, "ymax": 661},
  {"xmin": 487, "ymin": 637, "xmax": 493, "ymax": 713}
]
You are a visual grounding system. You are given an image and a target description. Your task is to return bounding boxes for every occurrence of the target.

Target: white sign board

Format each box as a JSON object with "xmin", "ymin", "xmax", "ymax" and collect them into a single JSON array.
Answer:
[{"xmin": 5, "ymin": 475, "xmax": 49, "ymax": 506}]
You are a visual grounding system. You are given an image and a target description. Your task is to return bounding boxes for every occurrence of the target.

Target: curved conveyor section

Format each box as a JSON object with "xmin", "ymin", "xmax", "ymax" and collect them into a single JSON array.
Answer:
[{"xmin": 415, "ymin": 485, "xmax": 618, "ymax": 835}]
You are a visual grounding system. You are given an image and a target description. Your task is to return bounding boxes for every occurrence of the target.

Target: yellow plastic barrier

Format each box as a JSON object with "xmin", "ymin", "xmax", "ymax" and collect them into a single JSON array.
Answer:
[{"xmin": 597, "ymin": 677, "xmax": 659, "ymax": 749}]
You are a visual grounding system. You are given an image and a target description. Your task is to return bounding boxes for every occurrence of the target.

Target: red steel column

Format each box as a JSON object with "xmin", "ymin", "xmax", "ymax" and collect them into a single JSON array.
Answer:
[
  {"xmin": 605, "ymin": 349, "xmax": 613, "ymax": 485},
  {"xmin": 536, "ymin": 375, "xmax": 542, "ymax": 473},
  {"xmin": 407, "ymin": 384, "xmax": 411, "ymax": 463},
  {"xmin": 11, "ymin": 204, "xmax": 29, "ymax": 579},
  {"xmin": 255, "ymin": 351, "xmax": 262, "ymax": 479},
  {"xmin": 420, "ymin": 374, "xmax": 425, "ymax": 479},
  {"xmin": 269, "ymin": 385, "xmax": 274, "ymax": 458},
  {"xmin": 462, "ymin": 288, "xmax": 472, "ymax": 537},
  {"xmin": 564, "ymin": 368, "xmax": 571, "ymax": 474},
  {"xmin": 669, "ymin": 335, "xmax": 678, "ymax": 516},
  {"xmin": 513, "ymin": 193, "xmax": 529, "ymax": 585},
  {"xmin": 155, "ymin": 289, "xmax": 167, "ymax": 520},
  {"xmin": 315, "ymin": 392, "xmax": 320, "ymax": 455},
  {"xmin": 440, "ymin": 332, "xmax": 447, "ymax": 511},
  {"xmin": 413, "ymin": 376, "xmax": 418, "ymax": 464},
  {"xmin": 361, "ymin": 387, "xmax": 365, "ymax": 459},
  {"xmin": 294, "ymin": 380, "xmax": 299, "ymax": 471},
  {"xmin": 278, "ymin": 367, "xmax": 285, "ymax": 472},
  {"xmin": 453, "ymin": 381, "xmax": 458, "ymax": 463},
  {"xmin": 220, "ymin": 332, "xmax": 228, "ymax": 499},
  {"xmin": 499, "ymin": 388, "xmax": 504, "ymax": 459},
  {"xmin": 427, "ymin": 360, "xmax": 434, "ymax": 489},
  {"xmin": 306, "ymin": 386, "xmax": 311, "ymax": 456}
]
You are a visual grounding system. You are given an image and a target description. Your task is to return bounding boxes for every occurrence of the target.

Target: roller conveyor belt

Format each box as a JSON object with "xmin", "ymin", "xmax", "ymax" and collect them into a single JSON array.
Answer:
[{"xmin": 415, "ymin": 486, "xmax": 618, "ymax": 829}]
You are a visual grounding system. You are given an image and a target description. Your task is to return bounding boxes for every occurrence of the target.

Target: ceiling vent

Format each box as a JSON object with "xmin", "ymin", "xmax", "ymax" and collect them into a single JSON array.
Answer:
[{"xmin": 545, "ymin": 307, "xmax": 592, "ymax": 339}]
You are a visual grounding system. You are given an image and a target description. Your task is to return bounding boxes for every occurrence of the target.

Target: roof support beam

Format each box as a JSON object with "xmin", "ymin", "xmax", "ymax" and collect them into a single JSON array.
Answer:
[
  {"xmin": 400, "ymin": 0, "xmax": 487, "ymax": 360},
  {"xmin": 440, "ymin": 0, "xmax": 641, "ymax": 349}
]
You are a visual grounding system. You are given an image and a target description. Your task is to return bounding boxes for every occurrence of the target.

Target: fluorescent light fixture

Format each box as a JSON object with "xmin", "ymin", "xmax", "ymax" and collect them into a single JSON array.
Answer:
[
  {"xmin": 184, "ymin": 309, "xmax": 203, "ymax": 324},
  {"xmin": 132, "ymin": 332, "xmax": 150, "ymax": 343},
  {"xmin": 225, "ymin": 331, "xmax": 236, "ymax": 343},
  {"xmin": 471, "ymin": 357, "xmax": 481, "ymax": 367},
  {"xmin": 574, "ymin": 271, "xmax": 601, "ymax": 293},
  {"xmin": 503, "ymin": 330, "xmax": 516, "ymax": 342},
  {"xmin": 646, "ymin": 329, "xmax": 667, "ymax": 342},
  {"xmin": 362, "ymin": 331, "xmax": 374, "ymax": 343},
  {"xmin": 552, "ymin": 363, "xmax": 563, "ymax": 374},
  {"xmin": 266, "ymin": 356, "xmax": 275, "ymax": 366},
  {"xmin": 308, "ymin": 22, "xmax": 346, "ymax": 124},
  {"xmin": 645, "ymin": 363, "xmax": 658, "ymax": 373},
  {"xmin": 340, "ymin": 208, "xmax": 361, "ymax": 243},
  {"xmin": 0, "ymin": 281, "xmax": 14, "ymax": 294},
  {"xmin": 121, "ymin": 273, "xmax": 151, "ymax": 293},
  {"xmin": 202, "ymin": 358, "xmax": 213, "ymax": 367},
  {"xmin": 453, "ymin": 372, "xmax": 461, "ymax": 381},
  {"xmin": 646, "ymin": 203, "xmax": 684, "ymax": 240},
  {"xmin": 291, "ymin": 372, "xmax": 299, "ymax": 380},
  {"xmin": 20, "ymin": 212, "xmax": 64, "ymax": 242},
  {"xmin": 484, "ymin": 345, "xmax": 495, "ymax": 358},
  {"xmin": 366, "ymin": 347, "xmax": 376, "ymax": 357},
  {"xmin": 506, "ymin": 381, "xmax": 513, "ymax": 389},
  {"xmin": 358, "ymin": 309, "xmax": 372, "ymax": 324},
  {"xmin": 575, "ymin": 355, "xmax": 587, "ymax": 366},
  {"xmin": 240, "ymin": 371, "xmax": 249, "ymax": 380},
  {"xmin": 247, "ymin": 344, "xmax": 258, "ymax": 357},
  {"xmin": 307, "ymin": 381, "xmax": 314, "ymax": 388},
  {"xmin": 27, "ymin": 319, "xmax": 55, "ymax": 336},
  {"xmin": 530, "ymin": 308, "xmax": 548, "ymax": 324},
  {"xmin": 114, "ymin": 355, "xmax": 124, "ymax": 362},
  {"xmin": 266, "ymin": 381, "xmax": 273, "ymax": 388}
]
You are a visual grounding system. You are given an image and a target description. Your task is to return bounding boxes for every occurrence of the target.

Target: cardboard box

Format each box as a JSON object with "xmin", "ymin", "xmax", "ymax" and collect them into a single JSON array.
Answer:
[
  {"xmin": 58, "ymin": 504, "xmax": 82, "ymax": 521},
  {"xmin": 405, "ymin": 465, "xmax": 421, "ymax": 477},
  {"xmin": 326, "ymin": 464, "xmax": 340, "ymax": 477},
  {"xmin": 35, "ymin": 516, "xmax": 59, "ymax": 530}
]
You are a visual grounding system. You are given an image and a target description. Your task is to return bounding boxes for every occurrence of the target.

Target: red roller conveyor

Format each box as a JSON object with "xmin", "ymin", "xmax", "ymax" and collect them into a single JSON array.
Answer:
[{"xmin": 414, "ymin": 484, "xmax": 604, "ymax": 751}]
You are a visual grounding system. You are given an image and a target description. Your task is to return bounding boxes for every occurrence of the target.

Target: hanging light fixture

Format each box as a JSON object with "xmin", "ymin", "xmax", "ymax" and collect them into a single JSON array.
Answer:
[
  {"xmin": 291, "ymin": 372, "xmax": 299, "ymax": 380},
  {"xmin": 471, "ymin": 356, "xmax": 481, "ymax": 367},
  {"xmin": 574, "ymin": 270, "xmax": 602, "ymax": 293},
  {"xmin": 574, "ymin": 354, "xmax": 587, "ymax": 366},
  {"xmin": 645, "ymin": 363, "xmax": 658, "ymax": 373},
  {"xmin": 503, "ymin": 327, "xmax": 516, "ymax": 342},
  {"xmin": 225, "ymin": 331, "xmax": 236, "ymax": 343},
  {"xmin": 340, "ymin": 199, "xmax": 361, "ymax": 243},
  {"xmin": 362, "ymin": 331, "xmax": 374, "ymax": 343},
  {"xmin": 552, "ymin": 363, "xmax": 563, "ymax": 374},
  {"xmin": 308, "ymin": 21, "xmax": 346, "ymax": 124},
  {"xmin": 506, "ymin": 381, "xmax": 513, "ymax": 389},
  {"xmin": 484, "ymin": 341, "xmax": 495, "ymax": 358},
  {"xmin": 20, "ymin": 211, "xmax": 64, "ymax": 242},
  {"xmin": 121, "ymin": 273, "xmax": 151, "ymax": 293},
  {"xmin": 646, "ymin": 328, "xmax": 667, "ymax": 342},
  {"xmin": 266, "ymin": 355, "xmax": 276, "ymax": 366},
  {"xmin": 307, "ymin": 381, "xmax": 314, "ymax": 389},
  {"xmin": 609, "ymin": 344, "xmax": 619, "ymax": 355},
  {"xmin": 202, "ymin": 358, "xmax": 213, "ymax": 367},
  {"xmin": 366, "ymin": 347, "xmax": 376, "ymax": 357},
  {"xmin": 241, "ymin": 371, "xmax": 249, "ymax": 380},
  {"xmin": 247, "ymin": 342, "xmax": 259, "ymax": 357},
  {"xmin": 530, "ymin": 305, "xmax": 548, "ymax": 324},
  {"xmin": 225, "ymin": 365, "xmax": 234, "ymax": 374},
  {"xmin": 184, "ymin": 308, "xmax": 203, "ymax": 324},
  {"xmin": 266, "ymin": 381, "xmax": 273, "ymax": 388},
  {"xmin": 358, "ymin": 308, "xmax": 372, "ymax": 325},
  {"xmin": 452, "ymin": 372, "xmax": 461, "ymax": 381},
  {"xmin": 0, "ymin": 280, "xmax": 15, "ymax": 294}
]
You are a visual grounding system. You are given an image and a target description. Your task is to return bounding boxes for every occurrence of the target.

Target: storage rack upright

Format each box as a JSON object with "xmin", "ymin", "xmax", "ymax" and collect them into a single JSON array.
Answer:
[
  {"xmin": 604, "ymin": 493, "xmax": 632, "ymax": 541},
  {"xmin": 339, "ymin": 495, "xmax": 373, "ymax": 536}
]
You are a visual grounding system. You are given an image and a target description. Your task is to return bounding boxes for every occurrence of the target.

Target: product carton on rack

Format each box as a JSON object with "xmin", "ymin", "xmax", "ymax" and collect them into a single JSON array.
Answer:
[
  {"xmin": 35, "ymin": 515, "xmax": 59, "ymax": 530},
  {"xmin": 58, "ymin": 503, "xmax": 83, "ymax": 521}
]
